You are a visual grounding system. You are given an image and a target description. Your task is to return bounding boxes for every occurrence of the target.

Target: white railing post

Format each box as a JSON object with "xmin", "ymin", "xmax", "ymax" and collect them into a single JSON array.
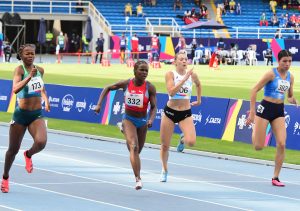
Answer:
[
  {"xmin": 30, "ymin": 0, "xmax": 33, "ymax": 13},
  {"xmin": 11, "ymin": 0, "xmax": 14, "ymax": 13},
  {"xmin": 50, "ymin": 1, "xmax": 52, "ymax": 14},
  {"xmin": 69, "ymin": 1, "xmax": 71, "ymax": 14},
  {"xmin": 257, "ymin": 28, "xmax": 260, "ymax": 39}
]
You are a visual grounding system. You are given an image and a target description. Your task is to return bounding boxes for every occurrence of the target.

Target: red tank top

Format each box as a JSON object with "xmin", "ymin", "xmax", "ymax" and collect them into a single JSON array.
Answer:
[
  {"xmin": 124, "ymin": 79, "xmax": 149, "ymax": 112},
  {"xmin": 151, "ymin": 37, "xmax": 158, "ymax": 49}
]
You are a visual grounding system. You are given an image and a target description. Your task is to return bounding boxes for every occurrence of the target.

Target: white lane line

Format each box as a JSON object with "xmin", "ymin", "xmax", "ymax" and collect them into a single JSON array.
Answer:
[
  {"xmin": 11, "ymin": 182, "xmax": 138, "ymax": 211},
  {"xmin": 1, "ymin": 134, "xmax": 299, "ymax": 186},
  {"xmin": 4, "ymin": 162, "xmax": 250, "ymax": 211},
  {"xmin": 45, "ymin": 141, "xmax": 300, "ymax": 186},
  {"xmin": 35, "ymin": 153, "xmax": 300, "ymax": 203},
  {"xmin": 0, "ymin": 205, "xmax": 23, "ymax": 211}
]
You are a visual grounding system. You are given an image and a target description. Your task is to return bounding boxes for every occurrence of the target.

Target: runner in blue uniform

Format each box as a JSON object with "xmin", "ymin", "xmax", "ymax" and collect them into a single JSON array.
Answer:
[{"xmin": 246, "ymin": 50, "xmax": 297, "ymax": 187}]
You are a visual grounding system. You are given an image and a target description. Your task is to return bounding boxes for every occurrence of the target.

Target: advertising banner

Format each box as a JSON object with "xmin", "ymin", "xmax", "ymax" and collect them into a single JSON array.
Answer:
[
  {"xmin": 0, "ymin": 79, "xmax": 12, "ymax": 112},
  {"xmin": 269, "ymin": 105, "xmax": 300, "ymax": 151},
  {"xmin": 42, "ymin": 84, "xmax": 103, "ymax": 123}
]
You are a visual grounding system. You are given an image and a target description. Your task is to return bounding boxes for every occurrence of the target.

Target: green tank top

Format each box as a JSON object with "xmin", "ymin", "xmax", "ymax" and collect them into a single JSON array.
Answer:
[{"xmin": 17, "ymin": 65, "xmax": 44, "ymax": 99}]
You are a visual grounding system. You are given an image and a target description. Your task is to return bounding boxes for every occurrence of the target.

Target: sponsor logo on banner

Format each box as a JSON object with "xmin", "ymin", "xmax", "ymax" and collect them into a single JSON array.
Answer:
[
  {"xmin": 192, "ymin": 112, "xmax": 202, "ymax": 125},
  {"xmin": 156, "ymin": 108, "xmax": 164, "ymax": 120},
  {"xmin": 237, "ymin": 114, "xmax": 253, "ymax": 130},
  {"xmin": 121, "ymin": 103, "xmax": 125, "ymax": 114},
  {"xmin": 285, "ymin": 111, "xmax": 290, "ymax": 128},
  {"xmin": 62, "ymin": 94, "xmax": 74, "ymax": 112},
  {"xmin": 289, "ymin": 47, "xmax": 298, "ymax": 54},
  {"xmin": 205, "ymin": 115, "xmax": 221, "ymax": 125},
  {"xmin": 76, "ymin": 99, "xmax": 86, "ymax": 112},
  {"xmin": 88, "ymin": 102, "xmax": 96, "ymax": 111},
  {"xmin": 0, "ymin": 96, "xmax": 7, "ymax": 101},
  {"xmin": 293, "ymin": 122, "xmax": 300, "ymax": 135},
  {"xmin": 48, "ymin": 96, "xmax": 60, "ymax": 108},
  {"xmin": 113, "ymin": 102, "xmax": 121, "ymax": 115}
]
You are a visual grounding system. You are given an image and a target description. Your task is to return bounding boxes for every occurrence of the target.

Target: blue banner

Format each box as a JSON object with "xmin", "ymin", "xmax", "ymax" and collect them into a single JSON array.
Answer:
[
  {"xmin": 192, "ymin": 96, "xmax": 229, "ymax": 139},
  {"xmin": 2, "ymin": 79, "xmax": 300, "ymax": 151},
  {"xmin": 42, "ymin": 84, "xmax": 104, "ymax": 123},
  {"xmin": 0, "ymin": 80, "xmax": 12, "ymax": 112},
  {"xmin": 269, "ymin": 105, "xmax": 300, "ymax": 150}
]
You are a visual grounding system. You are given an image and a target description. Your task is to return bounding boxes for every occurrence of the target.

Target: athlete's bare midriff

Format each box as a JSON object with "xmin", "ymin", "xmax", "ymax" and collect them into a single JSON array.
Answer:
[
  {"xmin": 18, "ymin": 97, "xmax": 42, "ymax": 110},
  {"xmin": 167, "ymin": 99, "xmax": 191, "ymax": 111}
]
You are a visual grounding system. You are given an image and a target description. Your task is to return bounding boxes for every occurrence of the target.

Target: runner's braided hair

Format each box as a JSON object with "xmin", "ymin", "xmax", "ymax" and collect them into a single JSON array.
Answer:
[
  {"xmin": 133, "ymin": 60, "xmax": 148, "ymax": 71},
  {"xmin": 16, "ymin": 44, "xmax": 36, "ymax": 60}
]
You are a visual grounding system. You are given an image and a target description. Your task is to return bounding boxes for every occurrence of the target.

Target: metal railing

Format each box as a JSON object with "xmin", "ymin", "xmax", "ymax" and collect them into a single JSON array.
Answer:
[
  {"xmin": 0, "ymin": 0, "xmax": 112, "ymax": 35},
  {"xmin": 110, "ymin": 23, "xmax": 300, "ymax": 39},
  {"xmin": 0, "ymin": 0, "xmax": 88, "ymax": 14}
]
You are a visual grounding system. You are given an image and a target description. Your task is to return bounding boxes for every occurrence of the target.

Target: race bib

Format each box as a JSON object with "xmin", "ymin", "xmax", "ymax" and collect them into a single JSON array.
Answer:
[
  {"xmin": 125, "ymin": 93, "xmax": 143, "ymax": 108},
  {"xmin": 179, "ymin": 86, "xmax": 189, "ymax": 94},
  {"xmin": 28, "ymin": 76, "xmax": 44, "ymax": 93},
  {"xmin": 257, "ymin": 104, "xmax": 265, "ymax": 114},
  {"xmin": 276, "ymin": 80, "xmax": 290, "ymax": 94}
]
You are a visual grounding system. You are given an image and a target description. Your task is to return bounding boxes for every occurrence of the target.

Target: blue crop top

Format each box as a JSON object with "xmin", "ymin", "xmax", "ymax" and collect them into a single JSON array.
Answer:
[
  {"xmin": 264, "ymin": 68, "xmax": 290, "ymax": 100},
  {"xmin": 17, "ymin": 65, "xmax": 44, "ymax": 99}
]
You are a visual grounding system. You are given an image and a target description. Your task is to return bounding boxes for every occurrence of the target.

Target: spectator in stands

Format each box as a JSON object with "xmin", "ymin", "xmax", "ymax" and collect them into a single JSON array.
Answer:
[
  {"xmin": 224, "ymin": 0, "xmax": 230, "ymax": 15},
  {"xmin": 216, "ymin": 4, "xmax": 223, "ymax": 23},
  {"xmin": 290, "ymin": 14, "xmax": 297, "ymax": 26},
  {"xmin": 271, "ymin": 13, "xmax": 279, "ymax": 27},
  {"xmin": 229, "ymin": 0, "xmax": 236, "ymax": 13},
  {"xmin": 151, "ymin": 0, "xmax": 157, "ymax": 6},
  {"xmin": 131, "ymin": 33, "xmax": 139, "ymax": 61},
  {"xmin": 143, "ymin": 0, "xmax": 151, "ymax": 6},
  {"xmin": 280, "ymin": 13, "xmax": 288, "ymax": 28},
  {"xmin": 174, "ymin": 0, "xmax": 183, "ymax": 11},
  {"xmin": 194, "ymin": 0, "xmax": 202, "ymax": 7},
  {"xmin": 274, "ymin": 29, "xmax": 283, "ymax": 39},
  {"xmin": 269, "ymin": 0, "xmax": 277, "ymax": 14},
  {"xmin": 235, "ymin": 2, "xmax": 241, "ymax": 15},
  {"xmin": 136, "ymin": 3, "xmax": 144, "ymax": 17},
  {"xmin": 95, "ymin": 32, "xmax": 105, "ymax": 64},
  {"xmin": 124, "ymin": 3, "xmax": 132, "ymax": 16},
  {"xmin": 200, "ymin": 4, "xmax": 208, "ymax": 19},
  {"xmin": 282, "ymin": 0, "xmax": 287, "ymax": 9},
  {"xmin": 184, "ymin": 10, "xmax": 191, "ymax": 20},
  {"xmin": 120, "ymin": 33, "xmax": 127, "ymax": 63},
  {"xmin": 259, "ymin": 13, "xmax": 268, "ymax": 27},
  {"xmin": 191, "ymin": 8, "xmax": 197, "ymax": 17}
]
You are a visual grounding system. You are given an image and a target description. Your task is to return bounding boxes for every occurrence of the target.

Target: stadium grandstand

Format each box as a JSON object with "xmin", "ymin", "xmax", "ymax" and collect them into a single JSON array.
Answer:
[{"xmin": 0, "ymin": 0, "xmax": 300, "ymax": 64}]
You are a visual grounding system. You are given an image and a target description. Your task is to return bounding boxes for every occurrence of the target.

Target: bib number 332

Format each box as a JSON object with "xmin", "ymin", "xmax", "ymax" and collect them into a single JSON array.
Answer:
[{"xmin": 125, "ymin": 93, "xmax": 143, "ymax": 107}]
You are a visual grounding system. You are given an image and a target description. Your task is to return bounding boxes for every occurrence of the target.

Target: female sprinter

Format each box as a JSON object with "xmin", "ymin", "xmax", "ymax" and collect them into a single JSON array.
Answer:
[
  {"xmin": 246, "ymin": 50, "xmax": 297, "ymax": 187},
  {"xmin": 94, "ymin": 60, "xmax": 157, "ymax": 190}
]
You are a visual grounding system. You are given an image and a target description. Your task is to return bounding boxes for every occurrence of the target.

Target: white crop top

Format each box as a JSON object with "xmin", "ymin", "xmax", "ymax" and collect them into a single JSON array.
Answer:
[{"xmin": 169, "ymin": 70, "xmax": 192, "ymax": 100}]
